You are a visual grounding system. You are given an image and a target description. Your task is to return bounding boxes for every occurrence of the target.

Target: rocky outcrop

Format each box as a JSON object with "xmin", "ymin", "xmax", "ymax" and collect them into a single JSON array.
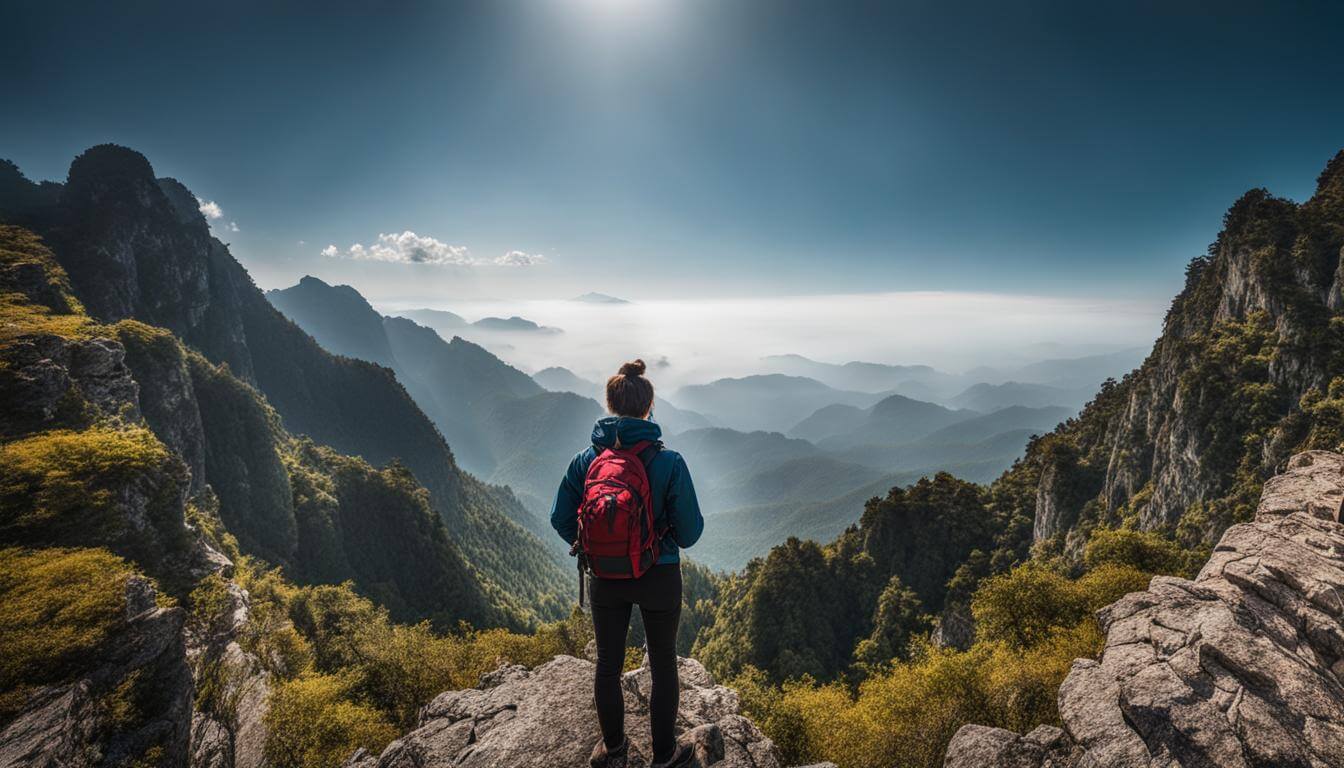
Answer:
[
  {"xmin": 945, "ymin": 450, "xmax": 1344, "ymax": 768},
  {"xmin": 345, "ymin": 655, "xmax": 786, "ymax": 768},
  {"xmin": 186, "ymin": 552, "xmax": 272, "ymax": 768},
  {"xmin": 0, "ymin": 333, "xmax": 140, "ymax": 438},
  {"xmin": 1024, "ymin": 153, "xmax": 1344, "ymax": 555},
  {"xmin": 0, "ymin": 577, "xmax": 194, "ymax": 768}
]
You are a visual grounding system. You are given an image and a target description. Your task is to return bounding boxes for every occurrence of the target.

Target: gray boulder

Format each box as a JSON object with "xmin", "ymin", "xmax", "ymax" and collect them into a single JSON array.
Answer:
[
  {"xmin": 944, "ymin": 450, "xmax": 1344, "ymax": 767},
  {"xmin": 346, "ymin": 654, "xmax": 784, "ymax": 768}
]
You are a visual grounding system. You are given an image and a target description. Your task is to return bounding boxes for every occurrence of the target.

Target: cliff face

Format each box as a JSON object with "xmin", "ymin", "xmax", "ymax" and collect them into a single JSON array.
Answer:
[
  {"xmin": 1023, "ymin": 151, "xmax": 1344, "ymax": 555},
  {"xmin": 945, "ymin": 449, "xmax": 1344, "ymax": 767}
]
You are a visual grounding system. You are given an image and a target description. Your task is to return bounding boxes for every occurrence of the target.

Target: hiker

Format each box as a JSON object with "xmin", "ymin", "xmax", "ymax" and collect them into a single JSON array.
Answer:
[{"xmin": 550, "ymin": 358, "xmax": 705, "ymax": 768}]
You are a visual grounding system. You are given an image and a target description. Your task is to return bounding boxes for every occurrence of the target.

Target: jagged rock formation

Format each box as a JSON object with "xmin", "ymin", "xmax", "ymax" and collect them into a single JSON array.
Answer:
[
  {"xmin": 343, "ymin": 655, "xmax": 788, "ymax": 768},
  {"xmin": 944, "ymin": 450, "xmax": 1344, "ymax": 767}
]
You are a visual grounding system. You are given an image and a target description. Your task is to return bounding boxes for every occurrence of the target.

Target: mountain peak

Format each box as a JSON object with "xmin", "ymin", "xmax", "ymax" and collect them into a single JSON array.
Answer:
[
  {"xmin": 572, "ymin": 291, "xmax": 629, "ymax": 304},
  {"xmin": 63, "ymin": 144, "xmax": 161, "ymax": 211},
  {"xmin": 1310, "ymin": 148, "xmax": 1344, "ymax": 213}
]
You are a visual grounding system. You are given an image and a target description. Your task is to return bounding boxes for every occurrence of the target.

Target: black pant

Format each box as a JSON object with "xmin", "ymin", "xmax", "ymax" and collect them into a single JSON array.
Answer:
[{"xmin": 589, "ymin": 563, "xmax": 682, "ymax": 762}]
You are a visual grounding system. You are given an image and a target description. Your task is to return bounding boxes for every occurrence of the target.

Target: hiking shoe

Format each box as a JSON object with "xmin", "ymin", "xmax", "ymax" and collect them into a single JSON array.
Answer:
[
  {"xmin": 650, "ymin": 743, "xmax": 693, "ymax": 768},
  {"xmin": 590, "ymin": 736, "xmax": 629, "ymax": 768}
]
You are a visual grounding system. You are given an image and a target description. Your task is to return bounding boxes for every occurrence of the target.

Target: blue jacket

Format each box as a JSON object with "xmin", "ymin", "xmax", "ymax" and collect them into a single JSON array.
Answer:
[{"xmin": 550, "ymin": 416, "xmax": 703, "ymax": 564}]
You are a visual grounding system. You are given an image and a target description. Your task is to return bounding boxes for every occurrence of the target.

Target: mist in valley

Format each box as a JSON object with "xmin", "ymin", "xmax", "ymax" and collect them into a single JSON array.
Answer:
[{"xmin": 375, "ymin": 290, "xmax": 1166, "ymax": 393}]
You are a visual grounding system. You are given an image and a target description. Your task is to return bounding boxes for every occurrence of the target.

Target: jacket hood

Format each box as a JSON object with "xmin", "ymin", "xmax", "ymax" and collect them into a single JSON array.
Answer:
[{"xmin": 591, "ymin": 416, "xmax": 662, "ymax": 449}]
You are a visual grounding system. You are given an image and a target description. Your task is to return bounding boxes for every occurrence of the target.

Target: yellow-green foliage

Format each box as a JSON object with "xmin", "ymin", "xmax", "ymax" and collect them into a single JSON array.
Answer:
[
  {"xmin": 229, "ymin": 556, "xmax": 592, "ymax": 766},
  {"xmin": 1084, "ymin": 527, "xmax": 1199, "ymax": 578},
  {"xmin": 263, "ymin": 674, "xmax": 398, "ymax": 768},
  {"xmin": 739, "ymin": 558, "xmax": 1157, "ymax": 768},
  {"xmin": 0, "ymin": 547, "xmax": 134, "ymax": 718},
  {"xmin": 188, "ymin": 573, "xmax": 237, "ymax": 639},
  {"xmin": 972, "ymin": 562, "xmax": 1149, "ymax": 649},
  {"xmin": 0, "ymin": 424, "xmax": 183, "ymax": 554},
  {"xmin": 0, "ymin": 224, "xmax": 96, "ymax": 343}
]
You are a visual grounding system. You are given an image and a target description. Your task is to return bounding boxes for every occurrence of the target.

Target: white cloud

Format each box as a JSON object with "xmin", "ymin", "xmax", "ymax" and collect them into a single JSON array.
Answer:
[
  {"xmin": 320, "ymin": 232, "xmax": 547, "ymax": 267},
  {"xmin": 196, "ymin": 197, "xmax": 223, "ymax": 220},
  {"xmin": 227, "ymin": 221, "xmax": 240, "ymax": 232},
  {"xmin": 495, "ymin": 250, "xmax": 548, "ymax": 267}
]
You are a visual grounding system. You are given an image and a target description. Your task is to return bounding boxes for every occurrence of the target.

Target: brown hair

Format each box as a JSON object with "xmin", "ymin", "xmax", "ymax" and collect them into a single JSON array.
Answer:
[{"xmin": 606, "ymin": 359, "xmax": 655, "ymax": 417}]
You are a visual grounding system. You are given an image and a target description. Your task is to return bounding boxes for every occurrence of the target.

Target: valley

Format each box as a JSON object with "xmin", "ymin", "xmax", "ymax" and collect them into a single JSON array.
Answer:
[
  {"xmin": 266, "ymin": 278, "xmax": 1130, "ymax": 570},
  {"xmin": 4, "ymin": 142, "xmax": 1342, "ymax": 768}
]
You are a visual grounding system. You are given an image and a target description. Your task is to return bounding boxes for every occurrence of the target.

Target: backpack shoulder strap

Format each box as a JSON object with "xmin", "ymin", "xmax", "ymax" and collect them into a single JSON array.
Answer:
[{"xmin": 636, "ymin": 440, "xmax": 662, "ymax": 468}]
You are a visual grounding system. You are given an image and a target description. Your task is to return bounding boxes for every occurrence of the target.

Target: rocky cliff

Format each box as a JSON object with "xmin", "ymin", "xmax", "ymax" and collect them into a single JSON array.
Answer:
[
  {"xmin": 343, "ymin": 654, "xmax": 822, "ymax": 768},
  {"xmin": 1021, "ymin": 151, "xmax": 1344, "ymax": 557},
  {"xmin": 945, "ymin": 449, "xmax": 1344, "ymax": 767}
]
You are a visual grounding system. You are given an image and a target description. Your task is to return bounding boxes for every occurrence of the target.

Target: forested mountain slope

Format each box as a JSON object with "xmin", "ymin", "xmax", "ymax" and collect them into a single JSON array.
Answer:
[
  {"xmin": 0, "ymin": 145, "xmax": 568, "ymax": 623},
  {"xmin": 267, "ymin": 276, "xmax": 604, "ymax": 514},
  {"xmin": 1027, "ymin": 150, "xmax": 1344, "ymax": 554},
  {"xmin": 266, "ymin": 276, "xmax": 542, "ymax": 475}
]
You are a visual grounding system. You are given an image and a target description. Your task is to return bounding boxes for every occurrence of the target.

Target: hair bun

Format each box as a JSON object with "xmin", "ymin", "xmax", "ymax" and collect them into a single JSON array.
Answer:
[{"xmin": 619, "ymin": 359, "xmax": 646, "ymax": 377}]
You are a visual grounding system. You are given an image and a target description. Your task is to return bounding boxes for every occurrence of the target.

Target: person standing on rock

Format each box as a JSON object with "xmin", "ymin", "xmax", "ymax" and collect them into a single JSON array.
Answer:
[{"xmin": 551, "ymin": 358, "xmax": 705, "ymax": 768}]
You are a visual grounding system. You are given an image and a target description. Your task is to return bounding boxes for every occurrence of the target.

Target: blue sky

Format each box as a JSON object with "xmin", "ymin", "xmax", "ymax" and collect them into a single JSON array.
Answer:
[{"xmin": 5, "ymin": 0, "xmax": 1344, "ymax": 303}]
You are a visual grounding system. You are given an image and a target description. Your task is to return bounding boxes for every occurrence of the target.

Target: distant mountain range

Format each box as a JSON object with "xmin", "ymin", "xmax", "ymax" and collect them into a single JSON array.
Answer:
[
  {"xmin": 761, "ymin": 354, "xmax": 955, "ymax": 395},
  {"xmin": 531, "ymin": 366, "xmax": 712, "ymax": 435},
  {"xmin": 672, "ymin": 374, "xmax": 890, "ymax": 433},
  {"xmin": 946, "ymin": 381, "xmax": 1090, "ymax": 411},
  {"xmin": 471, "ymin": 315, "xmax": 561, "ymax": 333},
  {"xmin": 761, "ymin": 349, "xmax": 1144, "ymax": 405},
  {"xmin": 806, "ymin": 393, "xmax": 976, "ymax": 450},
  {"xmin": 263, "ymin": 284, "xmax": 1081, "ymax": 572},
  {"xmin": 392, "ymin": 307, "xmax": 559, "ymax": 335}
]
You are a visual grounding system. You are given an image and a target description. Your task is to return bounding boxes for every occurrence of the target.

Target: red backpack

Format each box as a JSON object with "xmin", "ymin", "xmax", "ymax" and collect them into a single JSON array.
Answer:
[{"xmin": 572, "ymin": 440, "xmax": 663, "ymax": 590}]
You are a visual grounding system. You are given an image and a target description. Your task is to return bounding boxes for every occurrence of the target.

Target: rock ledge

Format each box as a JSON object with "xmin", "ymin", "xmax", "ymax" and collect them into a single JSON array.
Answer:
[
  {"xmin": 345, "ymin": 654, "xmax": 793, "ymax": 768},
  {"xmin": 944, "ymin": 450, "xmax": 1344, "ymax": 768}
]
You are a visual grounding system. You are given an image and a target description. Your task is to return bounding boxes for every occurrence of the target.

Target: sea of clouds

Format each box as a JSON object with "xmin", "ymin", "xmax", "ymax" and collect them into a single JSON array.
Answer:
[{"xmin": 375, "ymin": 291, "xmax": 1166, "ymax": 391}]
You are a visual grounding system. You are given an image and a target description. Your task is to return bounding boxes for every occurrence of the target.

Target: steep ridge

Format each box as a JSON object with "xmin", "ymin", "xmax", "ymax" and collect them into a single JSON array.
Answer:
[
  {"xmin": 0, "ymin": 224, "xmax": 500, "ymax": 624},
  {"xmin": 1022, "ymin": 151, "xmax": 1344, "ymax": 554},
  {"xmin": 266, "ymin": 276, "xmax": 542, "ymax": 475},
  {"xmin": 0, "ymin": 224, "xmax": 236, "ymax": 766},
  {"xmin": 945, "ymin": 450, "xmax": 1344, "ymax": 767},
  {"xmin": 266, "ymin": 275, "xmax": 603, "ymax": 514},
  {"xmin": 0, "ymin": 145, "xmax": 568, "ymax": 623}
]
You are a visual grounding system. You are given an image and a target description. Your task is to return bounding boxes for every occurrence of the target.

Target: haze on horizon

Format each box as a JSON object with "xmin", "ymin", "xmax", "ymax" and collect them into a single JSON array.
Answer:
[{"xmin": 5, "ymin": 0, "xmax": 1344, "ymax": 366}]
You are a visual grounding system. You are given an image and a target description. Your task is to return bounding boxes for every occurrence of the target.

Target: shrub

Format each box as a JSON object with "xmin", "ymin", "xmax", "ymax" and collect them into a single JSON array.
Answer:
[
  {"xmin": 1083, "ymin": 528, "xmax": 1188, "ymax": 576},
  {"xmin": 263, "ymin": 674, "xmax": 397, "ymax": 768},
  {"xmin": 971, "ymin": 564, "xmax": 1083, "ymax": 648}
]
